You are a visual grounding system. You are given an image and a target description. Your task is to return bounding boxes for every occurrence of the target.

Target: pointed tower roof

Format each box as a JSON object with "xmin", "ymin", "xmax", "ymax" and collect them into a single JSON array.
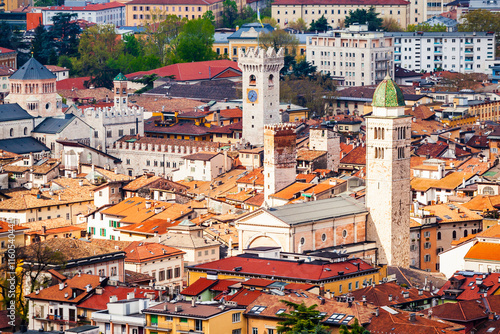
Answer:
[
  {"xmin": 372, "ymin": 75, "xmax": 406, "ymax": 108},
  {"xmin": 10, "ymin": 58, "xmax": 56, "ymax": 80},
  {"xmin": 114, "ymin": 72, "xmax": 127, "ymax": 81}
]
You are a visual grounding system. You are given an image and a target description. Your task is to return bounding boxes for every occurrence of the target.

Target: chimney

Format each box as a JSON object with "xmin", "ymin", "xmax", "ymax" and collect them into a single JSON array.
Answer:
[
  {"xmin": 109, "ymin": 295, "xmax": 118, "ymax": 303},
  {"xmin": 418, "ymin": 289, "xmax": 423, "ymax": 296},
  {"xmin": 362, "ymin": 295, "xmax": 367, "ymax": 306},
  {"xmin": 145, "ymin": 201, "xmax": 151, "ymax": 209},
  {"xmin": 59, "ymin": 283, "xmax": 64, "ymax": 290},
  {"xmin": 409, "ymin": 313, "xmax": 416, "ymax": 322},
  {"xmin": 79, "ymin": 179, "xmax": 83, "ymax": 187},
  {"xmin": 191, "ymin": 299, "xmax": 196, "ymax": 307},
  {"xmin": 388, "ymin": 294, "xmax": 393, "ymax": 302},
  {"xmin": 175, "ymin": 305, "xmax": 183, "ymax": 312},
  {"xmin": 86, "ymin": 285, "xmax": 92, "ymax": 293},
  {"xmin": 127, "ymin": 292, "xmax": 135, "ymax": 300},
  {"xmin": 375, "ymin": 308, "xmax": 379, "ymax": 317}
]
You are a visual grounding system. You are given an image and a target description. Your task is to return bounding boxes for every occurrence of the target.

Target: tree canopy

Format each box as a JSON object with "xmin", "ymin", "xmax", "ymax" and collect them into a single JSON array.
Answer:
[
  {"xmin": 344, "ymin": 7, "xmax": 383, "ymax": 31},
  {"xmin": 175, "ymin": 18, "xmax": 216, "ymax": 62},
  {"xmin": 277, "ymin": 300, "xmax": 329, "ymax": 333},
  {"xmin": 309, "ymin": 15, "xmax": 330, "ymax": 32},
  {"xmin": 340, "ymin": 318, "xmax": 370, "ymax": 334},
  {"xmin": 406, "ymin": 22, "xmax": 446, "ymax": 32},
  {"xmin": 222, "ymin": 0, "xmax": 238, "ymax": 28}
]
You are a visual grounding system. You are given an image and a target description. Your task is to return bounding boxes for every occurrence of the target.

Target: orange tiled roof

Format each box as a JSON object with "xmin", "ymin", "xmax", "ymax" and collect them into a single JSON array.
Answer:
[
  {"xmin": 124, "ymin": 241, "xmax": 185, "ymax": 263},
  {"xmin": 340, "ymin": 145, "xmax": 366, "ymax": 166},
  {"xmin": 123, "ymin": 175, "xmax": 162, "ymax": 191},
  {"xmin": 237, "ymin": 168, "xmax": 264, "ymax": 186},
  {"xmin": 296, "ymin": 173, "xmax": 318, "ymax": 183},
  {"xmin": 465, "ymin": 242, "xmax": 500, "ymax": 261},
  {"xmin": 26, "ymin": 274, "xmax": 100, "ymax": 303},
  {"xmin": 297, "ymin": 149, "xmax": 326, "ymax": 161},
  {"xmin": 462, "ymin": 195, "xmax": 500, "ymax": 212},
  {"xmin": 303, "ymin": 183, "xmax": 335, "ymax": 195},
  {"xmin": 423, "ymin": 202, "xmax": 483, "ymax": 222},
  {"xmin": 270, "ymin": 182, "xmax": 314, "ymax": 200}
]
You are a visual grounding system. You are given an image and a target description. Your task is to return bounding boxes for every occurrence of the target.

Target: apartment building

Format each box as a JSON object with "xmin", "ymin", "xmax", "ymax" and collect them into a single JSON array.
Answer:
[
  {"xmin": 125, "ymin": 0, "xmax": 224, "ymax": 27},
  {"xmin": 306, "ymin": 25, "xmax": 394, "ymax": 86},
  {"xmin": 272, "ymin": 0, "xmax": 411, "ymax": 29},
  {"xmin": 42, "ymin": 2, "xmax": 126, "ymax": 26},
  {"xmin": 387, "ymin": 31, "xmax": 496, "ymax": 73}
]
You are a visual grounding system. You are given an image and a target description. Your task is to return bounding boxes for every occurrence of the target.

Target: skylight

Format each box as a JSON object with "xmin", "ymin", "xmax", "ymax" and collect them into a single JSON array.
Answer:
[{"xmin": 276, "ymin": 309, "xmax": 286, "ymax": 315}]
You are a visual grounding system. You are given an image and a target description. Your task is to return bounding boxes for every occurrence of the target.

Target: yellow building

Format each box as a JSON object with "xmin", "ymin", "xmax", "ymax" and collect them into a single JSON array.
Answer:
[
  {"xmin": 272, "ymin": 0, "xmax": 411, "ymax": 29},
  {"xmin": 187, "ymin": 253, "xmax": 385, "ymax": 297},
  {"xmin": 125, "ymin": 0, "xmax": 225, "ymax": 27},
  {"xmin": 213, "ymin": 23, "xmax": 309, "ymax": 62},
  {"xmin": 143, "ymin": 301, "xmax": 246, "ymax": 334}
]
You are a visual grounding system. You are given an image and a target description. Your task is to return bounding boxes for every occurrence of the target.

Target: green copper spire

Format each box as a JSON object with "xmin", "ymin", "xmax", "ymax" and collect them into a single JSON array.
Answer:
[
  {"xmin": 114, "ymin": 72, "xmax": 127, "ymax": 81},
  {"xmin": 372, "ymin": 75, "xmax": 406, "ymax": 108}
]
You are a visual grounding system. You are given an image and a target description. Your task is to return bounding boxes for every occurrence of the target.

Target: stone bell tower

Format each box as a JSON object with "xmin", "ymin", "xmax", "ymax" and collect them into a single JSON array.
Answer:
[
  {"xmin": 366, "ymin": 75, "xmax": 411, "ymax": 267},
  {"xmin": 113, "ymin": 73, "xmax": 128, "ymax": 111},
  {"xmin": 238, "ymin": 47, "xmax": 284, "ymax": 146}
]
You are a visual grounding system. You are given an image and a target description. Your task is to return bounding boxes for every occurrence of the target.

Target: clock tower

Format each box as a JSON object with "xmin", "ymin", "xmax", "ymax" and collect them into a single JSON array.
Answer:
[
  {"xmin": 366, "ymin": 75, "xmax": 411, "ymax": 267},
  {"xmin": 238, "ymin": 47, "xmax": 284, "ymax": 146}
]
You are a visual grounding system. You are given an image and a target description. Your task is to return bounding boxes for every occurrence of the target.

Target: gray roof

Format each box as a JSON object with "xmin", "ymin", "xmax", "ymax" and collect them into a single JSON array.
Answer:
[
  {"xmin": 0, "ymin": 137, "xmax": 49, "ymax": 155},
  {"xmin": 33, "ymin": 114, "xmax": 75, "ymax": 134},
  {"xmin": 10, "ymin": 57, "xmax": 57, "ymax": 80},
  {"xmin": 228, "ymin": 23, "xmax": 274, "ymax": 39},
  {"xmin": 0, "ymin": 103, "xmax": 34, "ymax": 122},
  {"xmin": 265, "ymin": 196, "xmax": 367, "ymax": 226}
]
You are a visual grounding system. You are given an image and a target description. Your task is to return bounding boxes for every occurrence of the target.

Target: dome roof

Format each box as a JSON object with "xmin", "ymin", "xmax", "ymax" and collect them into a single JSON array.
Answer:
[
  {"xmin": 10, "ymin": 57, "xmax": 56, "ymax": 81},
  {"xmin": 372, "ymin": 75, "xmax": 406, "ymax": 108},
  {"xmin": 114, "ymin": 72, "xmax": 127, "ymax": 81}
]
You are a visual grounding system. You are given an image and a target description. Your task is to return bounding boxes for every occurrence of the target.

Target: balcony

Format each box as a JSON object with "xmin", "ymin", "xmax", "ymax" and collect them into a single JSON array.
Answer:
[
  {"xmin": 434, "ymin": 48, "xmax": 442, "ymax": 54},
  {"xmin": 36, "ymin": 315, "xmax": 78, "ymax": 326},
  {"xmin": 465, "ymin": 57, "xmax": 473, "ymax": 62},
  {"xmin": 176, "ymin": 324, "xmax": 203, "ymax": 333}
]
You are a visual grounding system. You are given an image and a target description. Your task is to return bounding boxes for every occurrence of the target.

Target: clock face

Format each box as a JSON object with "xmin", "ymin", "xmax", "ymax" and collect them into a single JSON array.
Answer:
[{"xmin": 247, "ymin": 89, "xmax": 258, "ymax": 103}]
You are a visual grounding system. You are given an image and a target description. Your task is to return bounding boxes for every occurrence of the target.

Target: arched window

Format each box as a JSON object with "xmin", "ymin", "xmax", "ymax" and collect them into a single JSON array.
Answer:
[
  {"xmin": 452, "ymin": 230, "xmax": 457, "ymax": 239},
  {"xmin": 483, "ymin": 186, "xmax": 495, "ymax": 195},
  {"xmin": 268, "ymin": 74, "xmax": 274, "ymax": 86},
  {"xmin": 24, "ymin": 127, "xmax": 28, "ymax": 136},
  {"xmin": 464, "ymin": 230, "xmax": 468, "ymax": 237},
  {"xmin": 374, "ymin": 127, "xmax": 378, "ymax": 139},
  {"xmin": 9, "ymin": 128, "xmax": 14, "ymax": 137},
  {"xmin": 249, "ymin": 74, "xmax": 256, "ymax": 86},
  {"xmin": 437, "ymin": 232, "xmax": 441, "ymax": 240}
]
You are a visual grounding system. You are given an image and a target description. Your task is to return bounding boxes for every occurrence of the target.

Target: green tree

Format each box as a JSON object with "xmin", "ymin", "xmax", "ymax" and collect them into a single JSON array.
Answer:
[
  {"xmin": 406, "ymin": 22, "xmax": 446, "ymax": 32},
  {"xmin": 33, "ymin": 0, "xmax": 63, "ymax": 6},
  {"xmin": 345, "ymin": 7, "xmax": 383, "ymax": 31},
  {"xmin": 292, "ymin": 59, "xmax": 316, "ymax": 78},
  {"xmin": 458, "ymin": 9, "xmax": 500, "ymax": 32},
  {"xmin": 123, "ymin": 34, "xmax": 142, "ymax": 57},
  {"xmin": 51, "ymin": 13, "xmax": 81, "ymax": 57},
  {"xmin": 143, "ymin": 13, "xmax": 187, "ymax": 64},
  {"xmin": 222, "ymin": 0, "xmax": 238, "ymax": 28},
  {"xmin": 277, "ymin": 300, "xmax": 327, "ymax": 334},
  {"xmin": 309, "ymin": 15, "xmax": 330, "ymax": 32},
  {"xmin": 259, "ymin": 29, "xmax": 299, "ymax": 55},
  {"xmin": 288, "ymin": 18, "xmax": 307, "ymax": 32},
  {"xmin": 202, "ymin": 10, "xmax": 216, "ymax": 26},
  {"xmin": 175, "ymin": 18, "xmax": 216, "ymax": 62},
  {"xmin": 261, "ymin": 17, "xmax": 278, "ymax": 28},
  {"xmin": 339, "ymin": 318, "xmax": 370, "ymax": 334},
  {"xmin": 74, "ymin": 24, "xmax": 123, "ymax": 88},
  {"xmin": 31, "ymin": 24, "xmax": 54, "ymax": 65},
  {"xmin": 234, "ymin": 6, "xmax": 257, "ymax": 27}
]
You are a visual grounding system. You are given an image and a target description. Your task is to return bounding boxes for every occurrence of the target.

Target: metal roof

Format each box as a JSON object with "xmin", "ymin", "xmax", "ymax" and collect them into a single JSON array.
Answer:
[
  {"xmin": 33, "ymin": 114, "xmax": 76, "ymax": 134},
  {"xmin": 265, "ymin": 196, "xmax": 367, "ymax": 226},
  {"xmin": 0, "ymin": 137, "xmax": 49, "ymax": 154},
  {"xmin": 227, "ymin": 23, "xmax": 274, "ymax": 39},
  {"xmin": 10, "ymin": 57, "xmax": 57, "ymax": 80},
  {"xmin": 0, "ymin": 103, "xmax": 34, "ymax": 121}
]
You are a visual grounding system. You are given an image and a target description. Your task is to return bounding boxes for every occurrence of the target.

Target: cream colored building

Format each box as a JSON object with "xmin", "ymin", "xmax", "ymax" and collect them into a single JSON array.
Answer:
[
  {"xmin": 366, "ymin": 76, "xmax": 412, "ymax": 267},
  {"xmin": 272, "ymin": 0, "xmax": 411, "ymax": 29},
  {"xmin": 306, "ymin": 25, "xmax": 394, "ymax": 87},
  {"xmin": 125, "ymin": 0, "xmax": 225, "ymax": 27}
]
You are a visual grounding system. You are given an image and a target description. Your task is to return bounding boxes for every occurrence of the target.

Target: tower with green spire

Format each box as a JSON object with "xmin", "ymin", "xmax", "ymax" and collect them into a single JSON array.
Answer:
[
  {"xmin": 365, "ymin": 74, "xmax": 411, "ymax": 268},
  {"xmin": 113, "ymin": 72, "xmax": 128, "ymax": 110}
]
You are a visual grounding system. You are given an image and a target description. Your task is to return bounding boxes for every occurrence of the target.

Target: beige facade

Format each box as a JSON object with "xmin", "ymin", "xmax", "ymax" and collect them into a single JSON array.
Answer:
[
  {"xmin": 125, "ymin": 0, "xmax": 224, "ymax": 27},
  {"xmin": 306, "ymin": 25, "xmax": 394, "ymax": 87},
  {"xmin": 272, "ymin": 0, "xmax": 411, "ymax": 29},
  {"xmin": 366, "ymin": 101, "xmax": 412, "ymax": 267}
]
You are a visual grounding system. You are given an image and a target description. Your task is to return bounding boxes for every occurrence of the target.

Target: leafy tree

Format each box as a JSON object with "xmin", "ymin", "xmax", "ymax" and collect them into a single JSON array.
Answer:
[
  {"xmin": 222, "ymin": 0, "xmax": 238, "ymax": 28},
  {"xmin": 123, "ymin": 34, "xmax": 142, "ymax": 57},
  {"xmin": 406, "ymin": 22, "xmax": 446, "ymax": 32},
  {"xmin": 0, "ymin": 242, "xmax": 65, "ymax": 331},
  {"xmin": 345, "ymin": 7, "xmax": 383, "ymax": 31},
  {"xmin": 259, "ymin": 29, "xmax": 299, "ymax": 55},
  {"xmin": 458, "ymin": 9, "xmax": 500, "ymax": 33},
  {"xmin": 261, "ymin": 17, "xmax": 278, "ymax": 28},
  {"xmin": 34, "ymin": 0, "xmax": 63, "ymax": 6},
  {"xmin": 0, "ymin": 22, "xmax": 21, "ymax": 50},
  {"xmin": 277, "ymin": 300, "xmax": 327, "ymax": 333},
  {"xmin": 31, "ymin": 24, "xmax": 54, "ymax": 65},
  {"xmin": 234, "ymin": 6, "xmax": 257, "ymax": 27},
  {"xmin": 74, "ymin": 24, "xmax": 123, "ymax": 88},
  {"xmin": 50, "ymin": 13, "xmax": 81, "ymax": 57},
  {"xmin": 134, "ymin": 74, "xmax": 159, "ymax": 94},
  {"xmin": 382, "ymin": 18, "xmax": 403, "ymax": 32},
  {"xmin": 143, "ymin": 13, "xmax": 187, "ymax": 64},
  {"xmin": 340, "ymin": 318, "xmax": 370, "ymax": 334},
  {"xmin": 175, "ymin": 18, "xmax": 216, "ymax": 62},
  {"xmin": 309, "ymin": 15, "xmax": 330, "ymax": 32},
  {"xmin": 288, "ymin": 18, "xmax": 307, "ymax": 32},
  {"xmin": 202, "ymin": 10, "xmax": 216, "ymax": 26},
  {"xmin": 292, "ymin": 59, "xmax": 316, "ymax": 78}
]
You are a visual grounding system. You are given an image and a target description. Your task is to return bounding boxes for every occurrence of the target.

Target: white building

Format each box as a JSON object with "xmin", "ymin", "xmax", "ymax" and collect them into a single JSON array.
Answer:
[
  {"xmin": 306, "ymin": 25, "xmax": 394, "ymax": 87},
  {"xmin": 386, "ymin": 31, "xmax": 496, "ymax": 74},
  {"xmin": 92, "ymin": 297, "xmax": 154, "ymax": 334},
  {"xmin": 42, "ymin": 2, "xmax": 126, "ymax": 26},
  {"xmin": 46, "ymin": 65, "xmax": 70, "ymax": 81},
  {"xmin": 172, "ymin": 152, "xmax": 232, "ymax": 182}
]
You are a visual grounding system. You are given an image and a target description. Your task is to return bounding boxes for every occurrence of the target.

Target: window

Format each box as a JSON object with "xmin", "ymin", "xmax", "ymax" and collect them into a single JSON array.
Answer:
[
  {"xmin": 424, "ymin": 242, "xmax": 431, "ymax": 249},
  {"xmin": 107, "ymin": 130, "xmax": 112, "ymax": 138},
  {"xmin": 348, "ymin": 282, "xmax": 352, "ymax": 291},
  {"xmin": 300, "ymin": 237, "xmax": 305, "ymax": 245},
  {"xmin": 232, "ymin": 330, "xmax": 241, "ymax": 334},
  {"xmin": 342, "ymin": 229, "xmax": 347, "ymax": 238},
  {"xmin": 150, "ymin": 315, "xmax": 158, "ymax": 326},
  {"xmin": 174, "ymin": 267, "xmax": 180, "ymax": 278},
  {"xmin": 195, "ymin": 320, "xmax": 202, "ymax": 331},
  {"xmin": 232, "ymin": 313, "xmax": 241, "ymax": 323},
  {"xmin": 424, "ymin": 254, "xmax": 431, "ymax": 262},
  {"xmin": 167, "ymin": 269, "xmax": 172, "ymax": 279},
  {"xmin": 424, "ymin": 231, "xmax": 430, "ymax": 238},
  {"xmin": 452, "ymin": 230, "xmax": 457, "ymax": 239},
  {"xmin": 252, "ymin": 328, "xmax": 258, "ymax": 334},
  {"xmin": 437, "ymin": 232, "xmax": 441, "ymax": 240},
  {"xmin": 321, "ymin": 233, "xmax": 326, "ymax": 242},
  {"xmin": 159, "ymin": 270, "xmax": 165, "ymax": 281}
]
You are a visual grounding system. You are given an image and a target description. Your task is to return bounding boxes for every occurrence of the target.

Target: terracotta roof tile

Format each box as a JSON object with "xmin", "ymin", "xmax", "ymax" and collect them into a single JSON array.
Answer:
[
  {"xmin": 350, "ymin": 282, "xmax": 434, "ymax": 307},
  {"xmin": 465, "ymin": 242, "xmax": 500, "ymax": 261},
  {"xmin": 130, "ymin": 95, "xmax": 202, "ymax": 113},
  {"xmin": 270, "ymin": 182, "xmax": 314, "ymax": 200},
  {"xmin": 181, "ymin": 277, "xmax": 219, "ymax": 296},
  {"xmin": 244, "ymin": 193, "xmax": 264, "ymax": 207},
  {"xmin": 26, "ymin": 274, "xmax": 100, "ymax": 303},
  {"xmin": 78, "ymin": 285, "xmax": 160, "ymax": 311},
  {"xmin": 423, "ymin": 202, "xmax": 482, "ymax": 222},
  {"xmin": 297, "ymin": 149, "xmax": 327, "ymax": 161},
  {"xmin": 123, "ymin": 241, "xmax": 184, "ymax": 263},
  {"xmin": 123, "ymin": 175, "xmax": 162, "ymax": 191},
  {"xmin": 237, "ymin": 168, "xmax": 264, "ymax": 186},
  {"xmin": 340, "ymin": 145, "xmax": 366, "ymax": 166},
  {"xmin": 438, "ymin": 271, "xmax": 500, "ymax": 300}
]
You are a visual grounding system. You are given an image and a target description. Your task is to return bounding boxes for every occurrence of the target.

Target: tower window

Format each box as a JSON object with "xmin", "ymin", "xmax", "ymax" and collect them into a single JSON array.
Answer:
[
  {"xmin": 268, "ymin": 74, "xmax": 274, "ymax": 87},
  {"xmin": 249, "ymin": 75, "xmax": 256, "ymax": 86}
]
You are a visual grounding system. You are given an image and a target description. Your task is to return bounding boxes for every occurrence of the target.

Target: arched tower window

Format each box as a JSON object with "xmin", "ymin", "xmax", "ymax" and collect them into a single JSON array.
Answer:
[
  {"xmin": 9, "ymin": 128, "xmax": 14, "ymax": 137},
  {"xmin": 249, "ymin": 74, "xmax": 256, "ymax": 86},
  {"xmin": 24, "ymin": 127, "xmax": 28, "ymax": 135},
  {"xmin": 452, "ymin": 230, "xmax": 457, "ymax": 239},
  {"xmin": 374, "ymin": 127, "xmax": 378, "ymax": 139},
  {"xmin": 268, "ymin": 74, "xmax": 274, "ymax": 86}
]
